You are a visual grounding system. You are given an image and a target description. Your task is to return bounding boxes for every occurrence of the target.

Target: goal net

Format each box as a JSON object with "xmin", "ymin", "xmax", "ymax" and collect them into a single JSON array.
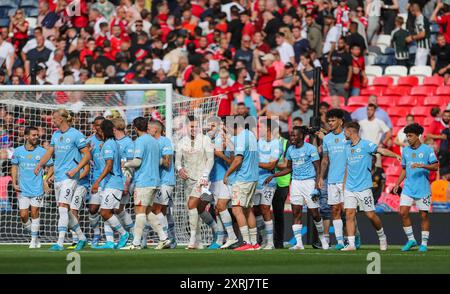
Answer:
[{"xmin": 0, "ymin": 84, "xmax": 222, "ymax": 245}]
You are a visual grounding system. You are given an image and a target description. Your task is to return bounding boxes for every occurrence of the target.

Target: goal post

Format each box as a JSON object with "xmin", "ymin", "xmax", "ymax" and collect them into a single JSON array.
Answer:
[{"xmin": 0, "ymin": 83, "xmax": 222, "ymax": 244}]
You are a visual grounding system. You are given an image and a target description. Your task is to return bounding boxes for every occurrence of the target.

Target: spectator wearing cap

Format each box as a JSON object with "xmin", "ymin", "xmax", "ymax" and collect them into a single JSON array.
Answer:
[
  {"xmin": 233, "ymin": 81, "xmax": 264, "ymax": 117},
  {"xmin": 328, "ymin": 37, "xmax": 352, "ymax": 100},
  {"xmin": 265, "ymin": 87, "xmax": 293, "ymax": 138},
  {"xmin": 305, "ymin": 14, "xmax": 323, "ymax": 58},
  {"xmin": 253, "ymin": 50, "xmax": 277, "ymax": 101},
  {"xmin": 293, "ymin": 26, "xmax": 311, "ymax": 64},
  {"xmin": 0, "ymin": 33, "xmax": 15, "ymax": 76},
  {"xmin": 34, "ymin": 63, "xmax": 47, "ymax": 85},
  {"xmin": 351, "ymin": 95, "xmax": 393, "ymax": 128},
  {"xmin": 276, "ymin": 32, "xmax": 296, "ymax": 65}
]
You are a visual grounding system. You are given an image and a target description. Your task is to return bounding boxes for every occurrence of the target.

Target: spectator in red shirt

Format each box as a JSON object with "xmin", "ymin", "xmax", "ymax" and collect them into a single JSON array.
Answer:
[
  {"xmin": 252, "ymin": 31, "xmax": 271, "ymax": 54},
  {"xmin": 67, "ymin": 0, "xmax": 89, "ymax": 29},
  {"xmin": 427, "ymin": 109, "xmax": 450, "ymax": 151},
  {"xmin": 432, "ymin": 2, "xmax": 450, "ymax": 43},
  {"xmin": 9, "ymin": 9, "xmax": 29, "ymax": 53},
  {"xmin": 254, "ymin": 51, "xmax": 276, "ymax": 101},
  {"xmin": 240, "ymin": 10, "xmax": 256, "ymax": 39},
  {"xmin": 110, "ymin": 5, "xmax": 128, "ymax": 37},
  {"xmin": 349, "ymin": 44, "xmax": 367, "ymax": 97},
  {"xmin": 213, "ymin": 69, "xmax": 235, "ymax": 117},
  {"xmin": 109, "ymin": 25, "xmax": 123, "ymax": 59}
]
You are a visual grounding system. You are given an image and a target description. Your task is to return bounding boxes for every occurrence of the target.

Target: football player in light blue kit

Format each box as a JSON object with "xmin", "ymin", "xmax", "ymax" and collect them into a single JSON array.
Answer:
[
  {"xmin": 86, "ymin": 116, "xmax": 105, "ymax": 247},
  {"xmin": 146, "ymin": 119, "xmax": 174, "ymax": 249},
  {"xmin": 266, "ymin": 126, "xmax": 329, "ymax": 250},
  {"xmin": 319, "ymin": 109, "xmax": 358, "ymax": 249},
  {"xmin": 254, "ymin": 119, "xmax": 281, "ymax": 250},
  {"xmin": 35, "ymin": 109, "xmax": 91, "ymax": 251},
  {"xmin": 12, "ymin": 126, "xmax": 53, "ymax": 249},
  {"xmin": 393, "ymin": 123, "xmax": 439, "ymax": 252},
  {"xmin": 224, "ymin": 117, "xmax": 259, "ymax": 251},
  {"xmin": 342, "ymin": 121, "xmax": 401, "ymax": 251},
  {"xmin": 91, "ymin": 120, "xmax": 129, "ymax": 249},
  {"xmin": 122, "ymin": 117, "xmax": 161, "ymax": 250},
  {"xmin": 111, "ymin": 117, "xmax": 135, "ymax": 238}
]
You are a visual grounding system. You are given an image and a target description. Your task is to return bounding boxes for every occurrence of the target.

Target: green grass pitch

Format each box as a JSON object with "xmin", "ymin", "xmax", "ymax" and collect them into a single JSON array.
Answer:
[{"xmin": 1, "ymin": 245, "xmax": 450, "ymax": 274}]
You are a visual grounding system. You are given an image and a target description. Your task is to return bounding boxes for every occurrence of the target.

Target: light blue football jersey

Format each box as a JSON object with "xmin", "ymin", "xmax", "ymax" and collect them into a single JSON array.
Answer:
[
  {"xmin": 101, "ymin": 139, "xmax": 124, "ymax": 191},
  {"xmin": 12, "ymin": 145, "xmax": 53, "ymax": 197},
  {"xmin": 133, "ymin": 134, "xmax": 160, "ymax": 187},
  {"xmin": 257, "ymin": 138, "xmax": 282, "ymax": 189},
  {"xmin": 210, "ymin": 135, "xmax": 228, "ymax": 183},
  {"xmin": 286, "ymin": 142, "xmax": 320, "ymax": 180},
  {"xmin": 234, "ymin": 129, "xmax": 259, "ymax": 183},
  {"xmin": 116, "ymin": 136, "xmax": 134, "ymax": 162},
  {"xmin": 87, "ymin": 134, "xmax": 105, "ymax": 182},
  {"xmin": 50, "ymin": 127, "xmax": 87, "ymax": 182},
  {"xmin": 345, "ymin": 139, "xmax": 378, "ymax": 192},
  {"xmin": 402, "ymin": 144, "xmax": 438, "ymax": 199},
  {"xmin": 322, "ymin": 131, "xmax": 348, "ymax": 184},
  {"xmin": 157, "ymin": 136, "xmax": 176, "ymax": 186}
]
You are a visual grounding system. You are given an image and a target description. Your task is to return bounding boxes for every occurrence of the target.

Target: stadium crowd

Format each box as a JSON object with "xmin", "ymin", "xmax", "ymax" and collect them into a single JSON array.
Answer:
[{"xmin": 0, "ymin": 0, "xmax": 449, "ymax": 249}]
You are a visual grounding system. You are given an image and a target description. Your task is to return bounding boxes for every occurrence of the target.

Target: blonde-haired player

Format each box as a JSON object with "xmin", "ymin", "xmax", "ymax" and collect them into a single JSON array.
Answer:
[{"xmin": 35, "ymin": 109, "xmax": 91, "ymax": 251}]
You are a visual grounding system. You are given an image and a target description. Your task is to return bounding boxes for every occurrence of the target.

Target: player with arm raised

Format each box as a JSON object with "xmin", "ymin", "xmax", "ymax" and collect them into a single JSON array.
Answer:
[
  {"xmin": 265, "ymin": 126, "xmax": 329, "ymax": 250},
  {"xmin": 224, "ymin": 117, "xmax": 259, "ymax": 251},
  {"xmin": 147, "ymin": 119, "xmax": 174, "ymax": 249},
  {"xmin": 175, "ymin": 115, "xmax": 215, "ymax": 249},
  {"xmin": 111, "ymin": 118, "xmax": 135, "ymax": 238},
  {"xmin": 342, "ymin": 121, "xmax": 401, "ymax": 251},
  {"xmin": 318, "ymin": 109, "xmax": 348, "ymax": 250},
  {"xmin": 393, "ymin": 123, "xmax": 439, "ymax": 252},
  {"xmin": 254, "ymin": 119, "xmax": 281, "ymax": 250},
  {"xmin": 12, "ymin": 126, "xmax": 53, "ymax": 249},
  {"xmin": 91, "ymin": 120, "xmax": 129, "ymax": 249},
  {"xmin": 121, "ymin": 117, "xmax": 161, "ymax": 250},
  {"xmin": 86, "ymin": 116, "xmax": 105, "ymax": 248},
  {"xmin": 34, "ymin": 109, "xmax": 91, "ymax": 251}
]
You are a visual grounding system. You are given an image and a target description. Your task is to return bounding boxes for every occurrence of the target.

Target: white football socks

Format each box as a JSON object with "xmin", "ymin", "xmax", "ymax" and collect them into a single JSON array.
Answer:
[
  {"xmin": 333, "ymin": 219, "xmax": 344, "ymax": 245},
  {"xmin": 188, "ymin": 209, "xmax": 199, "ymax": 245},
  {"xmin": 219, "ymin": 210, "xmax": 237, "ymax": 241},
  {"xmin": 31, "ymin": 218, "xmax": 40, "ymax": 243},
  {"xmin": 68, "ymin": 211, "xmax": 86, "ymax": 241},
  {"xmin": 421, "ymin": 231, "xmax": 429, "ymax": 246},
  {"xmin": 403, "ymin": 226, "xmax": 416, "ymax": 242},
  {"xmin": 104, "ymin": 222, "xmax": 114, "ymax": 242},
  {"xmin": 57, "ymin": 207, "xmax": 69, "ymax": 246},
  {"xmin": 106, "ymin": 215, "xmax": 126, "ymax": 236},
  {"xmin": 117, "ymin": 210, "xmax": 134, "ymax": 232},
  {"xmin": 292, "ymin": 224, "xmax": 303, "ymax": 247},
  {"xmin": 133, "ymin": 213, "xmax": 146, "ymax": 246},
  {"xmin": 239, "ymin": 226, "xmax": 250, "ymax": 244},
  {"xmin": 89, "ymin": 212, "xmax": 101, "ymax": 239},
  {"xmin": 265, "ymin": 220, "xmax": 274, "ymax": 246},
  {"xmin": 249, "ymin": 227, "xmax": 258, "ymax": 245}
]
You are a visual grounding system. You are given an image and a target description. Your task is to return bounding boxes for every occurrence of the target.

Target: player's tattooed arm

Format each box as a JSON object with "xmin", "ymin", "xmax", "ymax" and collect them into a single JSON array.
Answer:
[
  {"xmin": 313, "ymin": 160, "xmax": 321, "ymax": 189},
  {"xmin": 34, "ymin": 146, "xmax": 54, "ymax": 175},
  {"xmin": 318, "ymin": 153, "xmax": 329, "ymax": 189},
  {"xmin": 11, "ymin": 165, "xmax": 20, "ymax": 193}
]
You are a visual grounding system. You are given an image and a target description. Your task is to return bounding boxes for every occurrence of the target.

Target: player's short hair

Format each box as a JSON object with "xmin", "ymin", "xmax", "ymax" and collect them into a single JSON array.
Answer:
[
  {"xmin": 100, "ymin": 119, "xmax": 115, "ymax": 140},
  {"xmin": 326, "ymin": 108, "xmax": 344, "ymax": 120},
  {"xmin": 403, "ymin": 123, "xmax": 424, "ymax": 136},
  {"xmin": 55, "ymin": 108, "xmax": 73, "ymax": 124},
  {"xmin": 24, "ymin": 126, "xmax": 38, "ymax": 136},
  {"xmin": 133, "ymin": 116, "xmax": 148, "ymax": 132},
  {"xmin": 149, "ymin": 119, "xmax": 164, "ymax": 132},
  {"xmin": 111, "ymin": 117, "xmax": 126, "ymax": 131},
  {"xmin": 344, "ymin": 121, "xmax": 360, "ymax": 132}
]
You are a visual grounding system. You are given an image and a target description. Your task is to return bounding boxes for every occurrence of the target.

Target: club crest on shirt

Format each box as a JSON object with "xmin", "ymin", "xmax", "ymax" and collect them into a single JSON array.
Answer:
[
  {"xmin": 351, "ymin": 149, "xmax": 355, "ymax": 154},
  {"xmin": 412, "ymin": 153, "xmax": 416, "ymax": 158},
  {"xmin": 335, "ymin": 138, "xmax": 339, "ymax": 143},
  {"xmin": 27, "ymin": 154, "xmax": 33, "ymax": 159},
  {"xmin": 418, "ymin": 153, "xmax": 424, "ymax": 158}
]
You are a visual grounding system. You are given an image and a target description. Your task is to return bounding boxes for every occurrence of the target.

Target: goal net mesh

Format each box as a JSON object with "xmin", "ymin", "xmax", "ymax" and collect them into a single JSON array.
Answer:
[{"xmin": 0, "ymin": 85, "xmax": 222, "ymax": 245}]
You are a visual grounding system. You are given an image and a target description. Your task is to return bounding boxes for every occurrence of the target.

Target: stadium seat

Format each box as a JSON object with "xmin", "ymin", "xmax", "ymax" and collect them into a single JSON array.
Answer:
[
  {"xmin": 411, "ymin": 106, "xmax": 430, "ymax": 117},
  {"xmin": 424, "ymin": 96, "xmax": 446, "ymax": 106},
  {"xmin": 376, "ymin": 96, "xmax": 394, "ymax": 107},
  {"xmin": 365, "ymin": 65, "xmax": 383, "ymax": 85},
  {"xmin": 20, "ymin": 0, "xmax": 39, "ymax": 7},
  {"xmin": 367, "ymin": 53, "xmax": 377, "ymax": 66},
  {"xmin": 387, "ymin": 106, "xmax": 410, "ymax": 117},
  {"xmin": 360, "ymin": 86, "xmax": 385, "ymax": 96},
  {"xmin": 385, "ymin": 66, "xmax": 408, "ymax": 84},
  {"xmin": 342, "ymin": 105, "xmax": 359, "ymax": 113},
  {"xmin": 397, "ymin": 76, "xmax": 419, "ymax": 87},
  {"xmin": 376, "ymin": 35, "xmax": 392, "ymax": 54},
  {"xmin": 347, "ymin": 96, "xmax": 367, "ymax": 106},
  {"xmin": 384, "ymin": 86, "xmax": 411, "ymax": 96},
  {"xmin": 423, "ymin": 75, "xmax": 444, "ymax": 86},
  {"xmin": 410, "ymin": 85, "xmax": 437, "ymax": 96},
  {"xmin": 397, "ymin": 95, "xmax": 416, "ymax": 106},
  {"xmin": 0, "ymin": 0, "xmax": 19, "ymax": 8},
  {"xmin": 372, "ymin": 76, "xmax": 394, "ymax": 87},
  {"xmin": 435, "ymin": 86, "xmax": 450, "ymax": 96},
  {"xmin": 22, "ymin": 7, "xmax": 39, "ymax": 17},
  {"xmin": 409, "ymin": 66, "xmax": 433, "ymax": 84},
  {"xmin": 396, "ymin": 117, "xmax": 407, "ymax": 127},
  {"xmin": 322, "ymin": 96, "xmax": 345, "ymax": 106},
  {"xmin": 386, "ymin": 165, "xmax": 402, "ymax": 176},
  {"xmin": 414, "ymin": 116, "xmax": 425, "ymax": 125}
]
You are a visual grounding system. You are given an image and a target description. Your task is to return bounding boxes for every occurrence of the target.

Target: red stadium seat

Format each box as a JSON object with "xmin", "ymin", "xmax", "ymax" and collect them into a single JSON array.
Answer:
[
  {"xmin": 396, "ymin": 117, "xmax": 406, "ymax": 127},
  {"xmin": 360, "ymin": 86, "xmax": 385, "ymax": 96},
  {"xmin": 347, "ymin": 96, "xmax": 367, "ymax": 106},
  {"xmin": 390, "ymin": 116, "xmax": 399, "ymax": 126},
  {"xmin": 414, "ymin": 116, "xmax": 425, "ymax": 125},
  {"xmin": 397, "ymin": 95, "xmax": 417, "ymax": 106},
  {"xmin": 423, "ymin": 75, "xmax": 445, "ymax": 86},
  {"xmin": 424, "ymin": 96, "xmax": 446, "ymax": 106},
  {"xmin": 410, "ymin": 85, "xmax": 437, "ymax": 96},
  {"xmin": 385, "ymin": 165, "xmax": 403, "ymax": 176},
  {"xmin": 435, "ymin": 86, "xmax": 450, "ymax": 96},
  {"xmin": 387, "ymin": 106, "xmax": 410, "ymax": 117},
  {"xmin": 397, "ymin": 76, "xmax": 419, "ymax": 87},
  {"xmin": 373, "ymin": 76, "xmax": 394, "ymax": 87},
  {"xmin": 384, "ymin": 86, "xmax": 411, "ymax": 96},
  {"xmin": 411, "ymin": 106, "xmax": 431, "ymax": 117},
  {"xmin": 377, "ymin": 96, "xmax": 395, "ymax": 107},
  {"xmin": 343, "ymin": 105, "xmax": 359, "ymax": 113},
  {"xmin": 322, "ymin": 96, "xmax": 345, "ymax": 106}
]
